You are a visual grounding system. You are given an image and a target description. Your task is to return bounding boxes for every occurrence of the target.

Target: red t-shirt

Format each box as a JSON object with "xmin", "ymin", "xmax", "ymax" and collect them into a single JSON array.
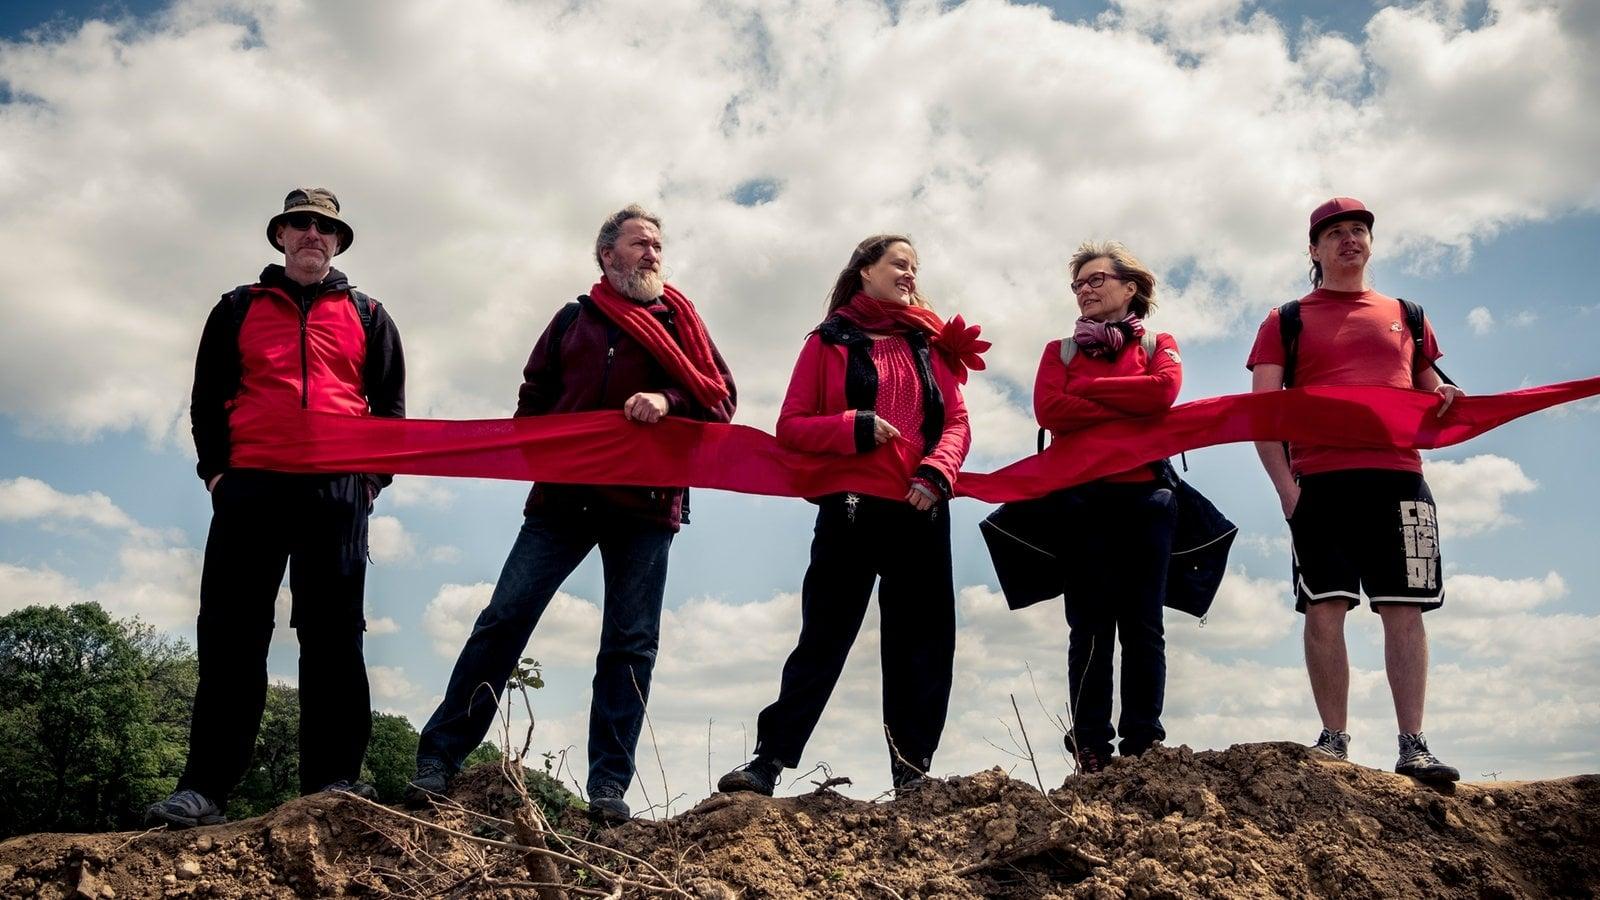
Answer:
[
  {"xmin": 1034, "ymin": 332, "xmax": 1183, "ymax": 482},
  {"xmin": 1246, "ymin": 288, "xmax": 1443, "ymax": 476}
]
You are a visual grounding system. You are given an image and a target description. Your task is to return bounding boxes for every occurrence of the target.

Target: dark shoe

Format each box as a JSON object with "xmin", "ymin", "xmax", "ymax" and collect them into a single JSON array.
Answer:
[
  {"xmin": 891, "ymin": 756, "xmax": 931, "ymax": 791},
  {"xmin": 145, "ymin": 789, "xmax": 226, "ymax": 829},
  {"xmin": 320, "ymin": 780, "xmax": 380, "ymax": 801},
  {"xmin": 404, "ymin": 760, "xmax": 451, "ymax": 808},
  {"xmin": 1310, "ymin": 727, "xmax": 1352, "ymax": 761},
  {"xmin": 717, "ymin": 757, "xmax": 782, "ymax": 796},
  {"xmin": 1395, "ymin": 732, "xmax": 1459, "ymax": 782},
  {"xmin": 1064, "ymin": 734, "xmax": 1109, "ymax": 775},
  {"xmin": 588, "ymin": 784, "xmax": 631, "ymax": 826}
]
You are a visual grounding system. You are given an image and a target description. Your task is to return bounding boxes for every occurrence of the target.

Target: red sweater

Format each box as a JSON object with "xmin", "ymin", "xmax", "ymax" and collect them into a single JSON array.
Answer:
[
  {"xmin": 1033, "ymin": 333, "xmax": 1182, "ymax": 482},
  {"xmin": 778, "ymin": 331, "xmax": 971, "ymax": 491}
]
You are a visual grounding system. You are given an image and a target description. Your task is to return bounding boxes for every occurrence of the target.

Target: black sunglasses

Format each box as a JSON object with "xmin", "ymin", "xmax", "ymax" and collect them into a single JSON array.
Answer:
[{"xmin": 283, "ymin": 213, "xmax": 340, "ymax": 236}]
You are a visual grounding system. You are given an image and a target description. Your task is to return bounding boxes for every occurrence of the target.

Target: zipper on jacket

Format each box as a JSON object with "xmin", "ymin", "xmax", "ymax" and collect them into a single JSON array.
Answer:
[
  {"xmin": 598, "ymin": 343, "xmax": 617, "ymax": 401},
  {"xmin": 299, "ymin": 309, "xmax": 310, "ymax": 409}
]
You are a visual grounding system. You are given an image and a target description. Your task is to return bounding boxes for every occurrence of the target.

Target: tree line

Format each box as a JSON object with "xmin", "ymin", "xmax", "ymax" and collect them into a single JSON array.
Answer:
[{"xmin": 0, "ymin": 602, "xmax": 498, "ymax": 839}]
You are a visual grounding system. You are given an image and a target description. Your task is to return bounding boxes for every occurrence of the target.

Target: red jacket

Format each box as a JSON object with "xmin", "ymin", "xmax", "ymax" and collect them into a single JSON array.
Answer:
[
  {"xmin": 778, "ymin": 317, "xmax": 970, "ymax": 494},
  {"xmin": 1033, "ymin": 333, "xmax": 1182, "ymax": 482},
  {"xmin": 191, "ymin": 265, "xmax": 405, "ymax": 486}
]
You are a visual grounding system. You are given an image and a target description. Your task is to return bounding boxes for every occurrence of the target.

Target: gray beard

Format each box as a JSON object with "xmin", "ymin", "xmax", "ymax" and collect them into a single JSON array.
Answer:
[{"xmin": 612, "ymin": 265, "xmax": 664, "ymax": 302}]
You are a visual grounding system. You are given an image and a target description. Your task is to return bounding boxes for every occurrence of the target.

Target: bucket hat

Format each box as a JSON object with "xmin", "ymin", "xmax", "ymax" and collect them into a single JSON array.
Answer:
[{"xmin": 267, "ymin": 187, "xmax": 354, "ymax": 255}]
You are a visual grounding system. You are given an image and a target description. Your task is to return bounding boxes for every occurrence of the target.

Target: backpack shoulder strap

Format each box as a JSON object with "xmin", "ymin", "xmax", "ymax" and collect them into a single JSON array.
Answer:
[
  {"xmin": 1277, "ymin": 300, "xmax": 1302, "ymax": 388},
  {"xmin": 348, "ymin": 289, "xmax": 378, "ymax": 342},
  {"xmin": 549, "ymin": 298, "xmax": 585, "ymax": 371},
  {"xmin": 1140, "ymin": 332, "xmax": 1157, "ymax": 357},
  {"xmin": 225, "ymin": 284, "xmax": 255, "ymax": 331},
  {"xmin": 1398, "ymin": 298, "xmax": 1454, "ymax": 386},
  {"xmin": 1058, "ymin": 337, "xmax": 1078, "ymax": 367}
]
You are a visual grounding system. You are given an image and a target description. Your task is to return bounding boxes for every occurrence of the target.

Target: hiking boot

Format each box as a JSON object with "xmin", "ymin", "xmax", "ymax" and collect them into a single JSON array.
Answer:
[
  {"xmin": 145, "ymin": 789, "xmax": 226, "ymax": 829},
  {"xmin": 588, "ymin": 784, "xmax": 631, "ymax": 826},
  {"xmin": 319, "ymin": 780, "xmax": 379, "ymax": 801},
  {"xmin": 1395, "ymin": 732, "xmax": 1459, "ymax": 783},
  {"xmin": 718, "ymin": 756, "xmax": 782, "ymax": 796},
  {"xmin": 1065, "ymin": 734, "xmax": 1109, "ymax": 775},
  {"xmin": 403, "ymin": 760, "xmax": 451, "ymax": 808},
  {"xmin": 1310, "ymin": 728, "xmax": 1351, "ymax": 761}
]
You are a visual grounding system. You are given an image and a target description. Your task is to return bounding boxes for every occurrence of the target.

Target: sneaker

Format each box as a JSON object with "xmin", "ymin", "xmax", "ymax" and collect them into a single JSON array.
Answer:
[
  {"xmin": 319, "ymin": 780, "xmax": 380, "ymax": 801},
  {"xmin": 403, "ymin": 760, "xmax": 451, "ymax": 808},
  {"xmin": 1310, "ymin": 728, "xmax": 1352, "ymax": 761},
  {"xmin": 1064, "ymin": 734, "xmax": 1109, "ymax": 775},
  {"xmin": 1395, "ymin": 732, "xmax": 1460, "ymax": 783},
  {"xmin": 588, "ymin": 783, "xmax": 631, "ymax": 826},
  {"xmin": 145, "ymin": 789, "xmax": 226, "ymax": 829},
  {"xmin": 892, "ymin": 757, "xmax": 932, "ymax": 791},
  {"xmin": 717, "ymin": 757, "xmax": 782, "ymax": 796}
]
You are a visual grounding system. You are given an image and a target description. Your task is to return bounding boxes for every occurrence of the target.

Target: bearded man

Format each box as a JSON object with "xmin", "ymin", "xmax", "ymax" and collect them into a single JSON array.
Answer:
[{"xmin": 405, "ymin": 205, "xmax": 736, "ymax": 824}]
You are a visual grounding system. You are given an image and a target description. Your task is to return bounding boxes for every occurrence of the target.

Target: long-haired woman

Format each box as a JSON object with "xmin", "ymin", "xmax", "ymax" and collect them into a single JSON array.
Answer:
[{"xmin": 717, "ymin": 234, "xmax": 981, "ymax": 794}]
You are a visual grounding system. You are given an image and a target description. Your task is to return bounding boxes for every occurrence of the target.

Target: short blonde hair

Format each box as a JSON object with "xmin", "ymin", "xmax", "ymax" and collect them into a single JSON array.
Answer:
[{"xmin": 1069, "ymin": 241, "xmax": 1157, "ymax": 318}]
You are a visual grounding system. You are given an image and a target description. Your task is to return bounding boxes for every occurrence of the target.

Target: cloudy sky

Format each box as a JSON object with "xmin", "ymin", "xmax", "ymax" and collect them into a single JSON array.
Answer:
[{"xmin": 2, "ymin": 0, "xmax": 1597, "ymax": 811}]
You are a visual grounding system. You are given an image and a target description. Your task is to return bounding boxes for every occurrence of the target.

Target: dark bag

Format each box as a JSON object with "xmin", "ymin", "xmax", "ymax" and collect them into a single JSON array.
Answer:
[
  {"xmin": 980, "ymin": 331, "xmax": 1237, "ymax": 617},
  {"xmin": 979, "ymin": 469, "xmax": 1236, "ymax": 618}
]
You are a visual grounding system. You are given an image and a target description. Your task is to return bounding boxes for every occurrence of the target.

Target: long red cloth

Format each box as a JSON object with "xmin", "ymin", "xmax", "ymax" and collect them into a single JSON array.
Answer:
[{"xmin": 228, "ymin": 377, "xmax": 1600, "ymax": 504}]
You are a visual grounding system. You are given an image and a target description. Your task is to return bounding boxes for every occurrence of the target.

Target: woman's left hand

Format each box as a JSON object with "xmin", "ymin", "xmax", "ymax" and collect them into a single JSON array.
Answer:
[{"xmin": 906, "ymin": 482, "xmax": 937, "ymax": 511}]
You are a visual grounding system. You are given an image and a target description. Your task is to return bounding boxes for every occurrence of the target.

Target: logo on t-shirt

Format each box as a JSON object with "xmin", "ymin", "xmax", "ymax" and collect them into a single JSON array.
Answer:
[{"xmin": 1163, "ymin": 348, "xmax": 1181, "ymax": 364}]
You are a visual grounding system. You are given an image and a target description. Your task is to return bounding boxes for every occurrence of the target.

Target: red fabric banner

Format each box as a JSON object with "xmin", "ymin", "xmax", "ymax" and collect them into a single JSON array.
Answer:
[{"xmin": 228, "ymin": 376, "xmax": 1600, "ymax": 503}]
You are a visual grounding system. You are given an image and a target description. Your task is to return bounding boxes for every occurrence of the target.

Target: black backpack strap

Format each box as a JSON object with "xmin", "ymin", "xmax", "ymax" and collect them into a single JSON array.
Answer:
[
  {"xmin": 1398, "ymin": 298, "xmax": 1454, "ymax": 386},
  {"xmin": 349, "ymin": 289, "xmax": 378, "ymax": 342},
  {"xmin": 226, "ymin": 284, "xmax": 255, "ymax": 331},
  {"xmin": 1277, "ymin": 300, "xmax": 1302, "ymax": 388},
  {"xmin": 549, "ymin": 298, "xmax": 584, "ymax": 372}
]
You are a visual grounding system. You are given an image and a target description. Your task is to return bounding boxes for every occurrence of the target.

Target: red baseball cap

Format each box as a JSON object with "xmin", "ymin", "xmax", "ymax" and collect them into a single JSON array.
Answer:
[{"xmin": 1308, "ymin": 197, "xmax": 1374, "ymax": 242}]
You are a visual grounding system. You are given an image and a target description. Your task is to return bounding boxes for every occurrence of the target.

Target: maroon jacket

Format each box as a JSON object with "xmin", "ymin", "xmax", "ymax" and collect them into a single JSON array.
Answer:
[{"xmin": 517, "ymin": 294, "xmax": 737, "ymax": 530}]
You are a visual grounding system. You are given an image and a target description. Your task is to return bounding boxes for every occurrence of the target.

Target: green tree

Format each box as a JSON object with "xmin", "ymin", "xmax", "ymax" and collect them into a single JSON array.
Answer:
[
  {"xmin": 362, "ymin": 712, "xmax": 420, "ymax": 803},
  {"xmin": 228, "ymin": 682, "xmax": 301, "ymax": 819},
  {"xmin": 0, "ymin": 603, "xmax": 186, "ymax": 837}
]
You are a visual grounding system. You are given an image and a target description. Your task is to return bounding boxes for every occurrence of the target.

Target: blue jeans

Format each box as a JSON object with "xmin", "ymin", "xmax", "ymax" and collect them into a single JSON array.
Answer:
[{"xmin": 416, "ymin": 509, "xmax": 672, "ymax": 794}]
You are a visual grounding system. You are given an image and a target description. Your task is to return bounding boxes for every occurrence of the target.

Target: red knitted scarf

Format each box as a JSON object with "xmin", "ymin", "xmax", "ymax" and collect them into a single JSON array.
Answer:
[
  {"xmin": 833, "ymin": 292, "xmax": 945, "ymax": 338},
  {"xmin": 588, "ymin": 277, "xmax": 730, "ymax": 410}
]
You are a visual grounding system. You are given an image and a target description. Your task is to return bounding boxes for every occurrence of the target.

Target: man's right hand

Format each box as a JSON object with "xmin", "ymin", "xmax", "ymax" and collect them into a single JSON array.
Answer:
[
  {"xmin": 1279, "ymin": 482, "xmax": 1301, "ymax": 520},
  {"xmin": 207, "ymin": 474, "xmax": 223, "ymax": 492},
  {"xmin": 872, "ymin": 415, "xmax": 901, "ymax": 446}
]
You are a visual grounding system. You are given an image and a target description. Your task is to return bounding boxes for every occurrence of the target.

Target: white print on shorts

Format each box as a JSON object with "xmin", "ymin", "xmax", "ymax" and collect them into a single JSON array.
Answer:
[{"xmin": 1399, "ymin": 500, "xmax": 1438, "ymax": 589}]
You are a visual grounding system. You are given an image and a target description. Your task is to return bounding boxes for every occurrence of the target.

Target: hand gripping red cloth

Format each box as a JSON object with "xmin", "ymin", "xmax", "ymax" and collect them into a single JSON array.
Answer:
[
  {"xmin": 228, "ymin": 377, "xmax": 1600, "ymax": 502},
  {"xmin": 587, "ymin": 277, "xmax": 731, "ymax": 410}
]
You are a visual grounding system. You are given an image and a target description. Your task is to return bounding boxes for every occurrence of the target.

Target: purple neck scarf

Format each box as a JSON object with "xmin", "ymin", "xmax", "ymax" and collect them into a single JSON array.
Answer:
[{"xmin": 1073, "ymin": 313, "xmax": 1146, "ymax": 358}]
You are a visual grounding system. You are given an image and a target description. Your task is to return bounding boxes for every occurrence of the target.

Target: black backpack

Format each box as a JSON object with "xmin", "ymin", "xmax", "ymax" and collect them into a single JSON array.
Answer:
[{"xmin": 1277, "ymin": 297, "xmax": 1453, "ymax": 388}]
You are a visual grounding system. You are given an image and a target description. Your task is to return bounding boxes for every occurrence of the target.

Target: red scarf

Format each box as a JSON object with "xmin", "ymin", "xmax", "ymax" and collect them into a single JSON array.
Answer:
[
  {"xmin": 833, "ymin": 292, "xmax": 991, "ymax": 383},
  {"xmin": 588, "ymin": 277, "xmax": 730, "ymax": 410}
]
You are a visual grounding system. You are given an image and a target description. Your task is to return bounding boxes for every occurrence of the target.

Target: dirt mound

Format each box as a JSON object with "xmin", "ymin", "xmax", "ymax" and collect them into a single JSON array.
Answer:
[{"xmin": 3, "ymin": 742, "xmax": 1596, "ymax": 898}]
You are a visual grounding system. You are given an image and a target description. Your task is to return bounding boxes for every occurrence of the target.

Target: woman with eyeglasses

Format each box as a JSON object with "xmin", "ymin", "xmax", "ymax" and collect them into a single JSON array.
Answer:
[
  {"xmin": 1034, "ymin": 241, "xmax": 1182, "ymax": 774},
  {"xmin": 717, "ymin": 234, "xmax": 983, "ymax": 796}
]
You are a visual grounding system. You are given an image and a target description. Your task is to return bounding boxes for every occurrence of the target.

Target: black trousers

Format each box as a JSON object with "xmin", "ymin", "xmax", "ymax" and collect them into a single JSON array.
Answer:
[
  {"xmin": 1064, "ymin": 481, "xmax": 1177, "ymax": 757},
  {"xmin": 754, "ymin": 494, "xmax": 956, "ymax": 777},
  {"xmin": 177, "ymin": 470, "xmax": 372, "ymax": 802}
]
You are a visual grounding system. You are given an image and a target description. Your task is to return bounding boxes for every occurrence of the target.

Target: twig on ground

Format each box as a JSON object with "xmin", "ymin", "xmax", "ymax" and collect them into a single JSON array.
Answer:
[
  {"xmin": 865, "ymin": 877, "xmax": 907, "ymax": 899},
  {"xmin": 630, "ymin": 667, "xmax": 673, "ymax": 818}
]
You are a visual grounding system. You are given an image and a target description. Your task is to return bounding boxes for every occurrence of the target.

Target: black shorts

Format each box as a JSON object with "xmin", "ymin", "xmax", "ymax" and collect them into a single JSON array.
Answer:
[{"xmin": 1288, "ymin": 469, "xmax": 1444, "ymax": 614}]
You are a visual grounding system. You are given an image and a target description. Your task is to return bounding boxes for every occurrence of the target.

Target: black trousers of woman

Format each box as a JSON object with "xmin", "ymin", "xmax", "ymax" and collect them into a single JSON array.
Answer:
[
  {"xmin": 1064, "ymin": 481, "xmax": 1177, "ymax": 758},
  {"xmin": 753, "ymin": 493, "xmax": 956, "ymax": 781}
]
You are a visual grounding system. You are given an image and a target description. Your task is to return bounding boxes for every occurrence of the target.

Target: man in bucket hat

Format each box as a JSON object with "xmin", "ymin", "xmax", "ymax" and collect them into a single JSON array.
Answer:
[
  {"xmin": 146, "ymin": 188, "xmax": 406, "ymax": 828},
  {"xmin": 1246, "ymin": 197, "xmax": 1465, "ymax": 783}
]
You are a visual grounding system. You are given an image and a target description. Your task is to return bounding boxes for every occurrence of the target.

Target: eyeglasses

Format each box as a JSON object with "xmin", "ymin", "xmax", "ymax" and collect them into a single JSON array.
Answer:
[
  {"xmin": 283, "ymin": 213, "xmax": 340, "ymax": 235},
  {"xmin": 1070, "ymin": 271, "xmax": 1127, "ymax": 294}
]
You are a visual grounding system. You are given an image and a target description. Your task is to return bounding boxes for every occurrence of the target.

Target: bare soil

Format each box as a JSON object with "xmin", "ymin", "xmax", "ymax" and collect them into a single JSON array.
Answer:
[{"xmin": 3, "ymin": 742, "xmax": 1596, "ymax": 898}]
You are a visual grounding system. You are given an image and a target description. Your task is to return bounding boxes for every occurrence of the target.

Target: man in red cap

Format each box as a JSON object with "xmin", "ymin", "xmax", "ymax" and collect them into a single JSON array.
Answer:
[
  {"xmin": 1245, "ymin": 197, "xmax": 1464, "ymax": 782},
  {"xmin": 146, "ymin": 188, "xmax": 407, "ymax": 827}
]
